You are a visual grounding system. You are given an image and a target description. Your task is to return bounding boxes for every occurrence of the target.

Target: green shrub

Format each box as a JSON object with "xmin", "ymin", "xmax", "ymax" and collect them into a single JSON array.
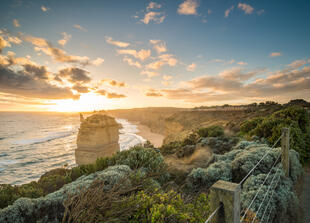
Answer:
[
  {"xmin": 0, "ymin": 146, "xmax": 166, "ymax": 209},
  {"xmin": 239, "ymin": 106, "xmax": 310, "ymax": 163},
  {"xmin": 197, "ymin": 126, "xmax": 224, "ymax": 138},
  {"xmin": 0, "ymin": 165, "xmax": 132, "ymax": 223},
  {"xmin": 160, "ymin": 141, "xmax": 183, "ymax": 155}
]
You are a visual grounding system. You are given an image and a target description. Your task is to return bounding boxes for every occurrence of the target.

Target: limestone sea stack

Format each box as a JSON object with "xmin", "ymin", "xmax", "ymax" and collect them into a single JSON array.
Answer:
[{"xmin": 75, "ymin": 113, "xmax": 120, "ymax": 165}]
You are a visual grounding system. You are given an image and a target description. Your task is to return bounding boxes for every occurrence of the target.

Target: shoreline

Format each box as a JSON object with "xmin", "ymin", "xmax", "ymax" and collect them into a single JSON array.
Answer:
[{"xmin": 134, "ymin": 122, "xmax": 165, "ymax": 148}]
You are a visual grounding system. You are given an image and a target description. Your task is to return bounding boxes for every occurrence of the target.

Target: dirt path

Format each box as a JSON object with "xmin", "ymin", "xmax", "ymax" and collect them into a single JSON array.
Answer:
[{"xmin": 301, "ymin": 166, "xmax": 310, "ymax": 223}]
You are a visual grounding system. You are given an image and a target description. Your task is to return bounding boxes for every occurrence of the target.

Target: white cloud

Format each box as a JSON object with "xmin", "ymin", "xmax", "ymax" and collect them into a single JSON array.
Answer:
[
  {"xmin": 141, "ymin": 70, "xmax": 159, "ymax": 78},
  {"xmin": 141, "ymin": 11, "xmax": 165, "ymax": 24},
  {"xmin": 117, "ymin": 49, "xmax": 151, "ymax": 61},
  {"xmin": 41, "ymin": 6, "xmax": 50, "ymax": 12},
  {"xmin": 237, "ymin": 61, "xmax": 248, "ymax": 66},
  {"xmin": 178, "ymin": 0, "xmax": 199, "ymax": 15},
  {"xmin": 13, "ymin": 19, "xmax": 20, "ymax": 27},
  {"xmin": 225, "ymin": 5, "xmax": 234, "ymax": 18},
  {"xmin": 123, "ymin": 57, "xmax": 142, "ymax": 68},
  {"xmin": 92, "ymin": 57, "xmax": 104, "ymax": 66},
  {"xmin": 269, "ymin": 52, "xmax": 282, "ymax": 57},
  {"xmin": 163, "ymin": 75, "xmax": 173, "ymax": 81},
  {"xmin": 238, "ymin": 3, "xmax": 254, "ymax": 14},
  {"xmin": 58, "ymin": 32, "xmax": 71, "ymax": 46},
  {"xmin": 187, "ymin": 63, "xmax": 196, "ymax": 72},
  {"xmin": 150, "ymin": 39, "xmax": 167, "ymax": 54},
  {"xmin": 73, "ymin": 24, "xmax": 87, "ymax": 32},
  {"xmin": 147, "ymin": 2, "xmax": 162, "ymax": 11},
  {"xmin": 105, "ymin": 36, "xmax": 130, "ymax": 48},
  {"xmin": 147, "ymin": 54, "xmax": 178, "ymax": 70},
  {"xmin": 288, "ymin": 60, "xmax": 307, "ymax": 69}
]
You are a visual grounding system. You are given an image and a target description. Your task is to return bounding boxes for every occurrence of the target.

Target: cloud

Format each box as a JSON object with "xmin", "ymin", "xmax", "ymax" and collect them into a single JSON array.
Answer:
[
  {"xmin": 287, "ymin": 59, "xmax": 307, "ymax": 69},
  {"xmin": 117, "ymin": 49, "xmax": 151, "ymax": 61},
  {"xmin": 238, "ymin": 3, "xmax": 254, "ymax": 14},
  {"xmin": 163, "ymin": 75, "xmax": 172, "ymax": 81},
  {"xmin": 178, "ymin": 0, "xmax": 199, "ymax": 15},
  {"xmin": 25, "ymin": 35, "xmax": 91, "ymax": 65},
  {"xmin": 0, "ymin": 36, "xmax": 10, "ymax": 53},
  {"xmin": 145, "ymin": 89, "xmax": 163, "ymax": 97},
  {"xmin": 187, "ymin": 63, "xmax": 196, "ymax": 72},
  {"xmin": 73, "ymin": 24, "xmax": 87, "ymax": 32},
  {"xmin": 105, "ymin": 36, "xmax": 130, "ymax": 48},
  {"xmin": 257, "ymin": 9, "xmax": 265, "ymax": 15},
  {"xmin": 101, "ymin": 79, "xmax": 126, "ymax": 87},
  {"xmin": 141, "ymin": 11, "xmax": 165, "ymax": 24},
  {"xmin": 13, "ymin": 19, "xmax": 20, "ymax": 27},
  {"xmin": 146, "ymin": 54, "xmax": 177, "ymax": 70},
  {"xmin": 147, "ymin": 2, "xmax": 162, "ymax": 11},
  {"xmin": 225, "ymin": 5, "xmax": 234, "ymax": 18},
  {"xmin": 23, "ymin": 64, "xmax": 49, "ymax": 79},
  {"xmin": 0, "ymin": 64, "xmax": 79, "ymax": 100},
  {"xmin": 57, "ymin": 67, "xmax": 91, "ymax": 84},
  {"xmin": 41, "ymin": 6, "xmax": 50, "ymax": 12},
  {"xmin": 123, "ymin": 57, "xmax": 142, "ymax": 68},
  {"xmin": 96, "ymin": 89, "xmax": 126, "ymax": 98},
  {"xmin": 58, "ymin": 32, "xmax": 71, "ymax": 46},
  {"xmin": 72, "ymin": 84, "xmax": 89, "ymax": 93},
  {"xmin": 140, "ymin": 70, "xmax": 159, "ymax": 78},
  {"xmin": 150, "ymin": 39, "xmax": 167, "ymax": 54},
  {"xmin": 237, "ymin": 61, "xmax": 247, "ymax": 65},
  {"xmin": 92, "ymin": 57, "xmax": 104, "ymax": 66},
  {"xmin": 162, "ymin": 75, "xmax": 173, "ymax": 86},
  {"xmin": 149, "ymin": 65, "xmax": 310, "ymax": 103},
  {"xmin": 269, "ymin": 52, "xmax": 282, "ymax": 57}
]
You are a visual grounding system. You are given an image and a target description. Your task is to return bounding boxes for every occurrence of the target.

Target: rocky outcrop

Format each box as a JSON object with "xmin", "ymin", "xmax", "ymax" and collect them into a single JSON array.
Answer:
[{"xmin": 75, "ymin": 114, "xmax": 120, "ymax": 165}]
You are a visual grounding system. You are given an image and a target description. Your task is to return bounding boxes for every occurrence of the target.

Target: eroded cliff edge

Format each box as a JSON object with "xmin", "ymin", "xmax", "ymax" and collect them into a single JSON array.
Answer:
[{"xmin": 75, "ymin": 114, "xmax": 120, "ymax": 165}]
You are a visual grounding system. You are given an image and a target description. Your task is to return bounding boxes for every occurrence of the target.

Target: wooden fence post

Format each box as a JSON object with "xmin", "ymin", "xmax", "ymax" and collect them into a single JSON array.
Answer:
[
  {"xmin": 281, "ymin": 127, "xmax": 290, "ymax": 177},
  {"xmin": 210, "ymin": 180, "xmax": 241, "ymax": 223}
]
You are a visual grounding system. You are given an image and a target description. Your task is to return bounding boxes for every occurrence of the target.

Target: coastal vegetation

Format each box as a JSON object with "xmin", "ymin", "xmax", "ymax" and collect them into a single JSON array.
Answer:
[{"xmin": 0, "ymin": 100, "xmax": 309, "ymax": 222}]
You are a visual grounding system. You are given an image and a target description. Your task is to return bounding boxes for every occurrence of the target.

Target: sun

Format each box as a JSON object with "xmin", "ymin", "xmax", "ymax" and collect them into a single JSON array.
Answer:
[{"xmin": 47, "ymin": 93, "xmax": 111, "ymax": 112}]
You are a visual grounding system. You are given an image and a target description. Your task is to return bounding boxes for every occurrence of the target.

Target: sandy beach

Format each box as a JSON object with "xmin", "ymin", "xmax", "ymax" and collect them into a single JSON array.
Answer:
[{"xmin": 135, "ymin": 123, "xmax": 165, "ymax": 147}]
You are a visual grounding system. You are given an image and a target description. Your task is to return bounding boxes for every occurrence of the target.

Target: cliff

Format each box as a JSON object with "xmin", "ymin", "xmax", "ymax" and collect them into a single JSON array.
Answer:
[{"xmin": 75, "ymin": 114, "xmax": 120, "ymax": 165}]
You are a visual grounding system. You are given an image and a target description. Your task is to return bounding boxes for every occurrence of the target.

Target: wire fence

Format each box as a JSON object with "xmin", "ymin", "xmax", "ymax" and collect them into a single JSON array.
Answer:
[{"xmin": 204, "ymin": 127, "xmax": 289, "ymax": 223}]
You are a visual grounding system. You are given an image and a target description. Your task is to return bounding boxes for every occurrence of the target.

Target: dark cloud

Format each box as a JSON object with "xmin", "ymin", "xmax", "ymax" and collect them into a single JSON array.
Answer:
[
  {"xmin": 96, "ymin": 89, "xmax": 126, "ymax": 98},
  {"xmin": 72, "ymin": 84, "xmax": 89, "ymax": 93},
  {"xmin": 101, "ymin": 79, "xmax": 126, "ymax": 87},
  {"xmin": 0, "ymin": 65, "xmax": 79, "ymax": 100},
  {"xmin": 58, "ymin": 67, "xmax": 91, "ymax": 84},
  {"xmin": 23, "ymin": 64, "xmax": 49, "ymax": 79}
]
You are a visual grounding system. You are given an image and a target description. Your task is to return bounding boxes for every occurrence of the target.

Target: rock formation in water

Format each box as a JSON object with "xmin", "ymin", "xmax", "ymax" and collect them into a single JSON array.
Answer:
[{"xmin": 75, "ymin": 114, "xmax": 120, "ymax": 165}]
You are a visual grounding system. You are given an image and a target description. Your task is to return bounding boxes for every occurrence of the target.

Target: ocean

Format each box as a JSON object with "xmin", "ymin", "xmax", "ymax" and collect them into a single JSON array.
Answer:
[{"xmin": 0, "ymin": 112, "xmax": 146, "ymax": 185}]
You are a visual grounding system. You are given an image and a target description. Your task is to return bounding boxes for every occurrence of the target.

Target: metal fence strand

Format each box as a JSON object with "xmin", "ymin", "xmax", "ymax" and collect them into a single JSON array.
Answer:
[
  {"xmin": 239, "ymin": 133, "xmax": 283, "ymax": 185},
  {"xmin": 250, "ymin": 167, "xmax": 281, "ymax": 223},
  {"xmin": 205, "ymin": 205, "xmax": 221, "ymax": 223},
  {"xmin": 240, "ymin": 152, "xmax": 281, "ymax": 222}
]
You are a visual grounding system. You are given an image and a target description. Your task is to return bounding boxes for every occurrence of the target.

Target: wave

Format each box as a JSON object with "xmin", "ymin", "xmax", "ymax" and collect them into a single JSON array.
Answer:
[{"xmin": 14, "ymin": 130, "xmax": 74, "ymax": 145}]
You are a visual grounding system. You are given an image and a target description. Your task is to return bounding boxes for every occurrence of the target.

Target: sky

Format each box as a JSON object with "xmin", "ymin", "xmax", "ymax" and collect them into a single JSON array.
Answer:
[{"xmin": 0, "ymin": 0, "xmax": 309, "ymax": 112}]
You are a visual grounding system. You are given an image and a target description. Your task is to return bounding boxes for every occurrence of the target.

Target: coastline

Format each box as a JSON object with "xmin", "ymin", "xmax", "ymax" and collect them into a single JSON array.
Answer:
[{"xmin": 134, "ymin": 122, "xmax": 164, "ymax": 147}]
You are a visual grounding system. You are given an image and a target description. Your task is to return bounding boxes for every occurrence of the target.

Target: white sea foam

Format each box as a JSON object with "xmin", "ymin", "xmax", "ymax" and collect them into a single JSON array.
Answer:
[{"xmin": 116, "ymin": 119, "xmax": 146, "ymax": 151}]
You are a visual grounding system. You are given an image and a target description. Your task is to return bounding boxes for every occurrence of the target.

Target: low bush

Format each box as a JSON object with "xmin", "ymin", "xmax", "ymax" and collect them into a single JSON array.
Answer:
[
  {"xmin": 197, "ymin": 126, "xmax": 224, "ymax": 138},
  {"xmin": 239, "ymin": 106, "xmax": 310, "ymax": 163},
  {"xmin": 0, "ymin": 146, "xmax": 166, "ymax": 209},
  {"xmin": 63, "ymin": 174, "xmax": 210, "ymax": 223},
  {"xmin": 186, "ymin": 141, "xmax": 303, "ymax": 223}
]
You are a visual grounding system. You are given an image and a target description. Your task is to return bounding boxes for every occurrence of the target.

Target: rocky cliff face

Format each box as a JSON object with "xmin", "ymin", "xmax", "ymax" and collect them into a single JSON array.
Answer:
[{"xmin": 75, "ymin": 114, "xmax": 120, "ymax": 165}]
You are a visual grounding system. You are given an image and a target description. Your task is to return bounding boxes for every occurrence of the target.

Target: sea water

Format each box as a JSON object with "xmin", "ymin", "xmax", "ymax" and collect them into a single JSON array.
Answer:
[{"xmin": 0, "ymin": 112, "xmax": 146, "ymax": 185}]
